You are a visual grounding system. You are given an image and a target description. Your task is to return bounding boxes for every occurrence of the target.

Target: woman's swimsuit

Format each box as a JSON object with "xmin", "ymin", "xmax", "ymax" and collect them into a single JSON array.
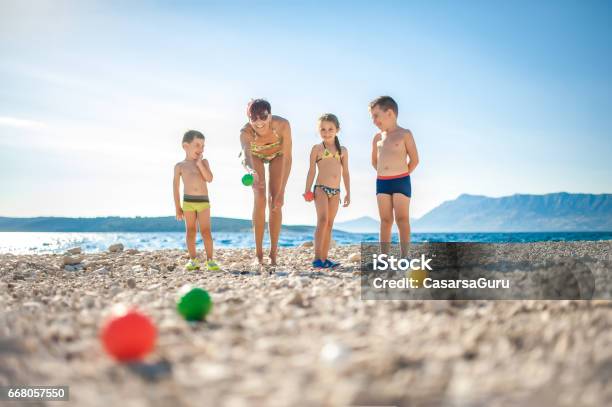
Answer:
[
  {"xmin": 250, "ymin": 128, "xmax": 283, "ymax": 163},
  {"xmin": 314, "ymin": 142, "xmax": 342, "ymax": 198},
  {"xmin": 376, "ymin": 171, "xmax": 411, "ymax": 198}
]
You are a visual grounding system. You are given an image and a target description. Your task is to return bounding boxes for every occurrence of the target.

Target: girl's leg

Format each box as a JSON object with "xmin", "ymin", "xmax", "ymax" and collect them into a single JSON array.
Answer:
[
  {"xmin": 314, "ymin": 187, "xmax": 329, "ymax": 261},
  {"xmin": 197, "ymin": 208, "xmax": 213, "ymax": 260},
  {"xmin": 377, "ymin": 194, "xmax": 394, "ymax": 254},
  {"xmin": 267, "ymin": 157, "xmax": 284, "ymax": 265},
  {"xmin": 392, "ymin": 193, "xmax": 411, "ymax": 257},
  {"xmin": 321, "ymin": 193, "xmax": 340, "ymax": 261},
  {"xmin": 184, "ymin": 211, "xmax": 198, "ymax": 259},
  {"xmin": 251, "ymin": 159, "xmax": 267, "ymax": 264}
]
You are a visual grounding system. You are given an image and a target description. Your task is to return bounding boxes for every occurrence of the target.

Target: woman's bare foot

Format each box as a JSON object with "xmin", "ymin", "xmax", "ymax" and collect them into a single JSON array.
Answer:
[
  {"xmin": 269, "ymin": 248, "xmax": 278, "ymax": 266},
  {"xmin": 256, "ymin": 250, "xmax": 264, "ymax": 265}
]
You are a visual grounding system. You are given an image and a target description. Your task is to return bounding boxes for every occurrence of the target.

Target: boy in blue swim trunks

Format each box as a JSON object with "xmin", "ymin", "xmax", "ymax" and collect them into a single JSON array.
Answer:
[
  {"xmin": 370, "ymin": 96, "xmax": 420, "ymax": 257},
  {"xmin": 173, "ymin": 130, "xmax": 220, "ymax": 271}
]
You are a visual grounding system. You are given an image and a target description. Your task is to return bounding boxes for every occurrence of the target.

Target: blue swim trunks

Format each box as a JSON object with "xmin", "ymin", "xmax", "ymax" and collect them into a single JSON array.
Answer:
[{"xmin": 376, "ymin": 172, "xmax": 411, "ymax": 198}]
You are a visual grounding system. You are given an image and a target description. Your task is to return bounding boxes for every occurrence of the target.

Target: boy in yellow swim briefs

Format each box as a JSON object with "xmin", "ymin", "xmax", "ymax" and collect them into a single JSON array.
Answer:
[{"xmin": 173, "ymin": 130, "xmax": 220, "ymax": 271}]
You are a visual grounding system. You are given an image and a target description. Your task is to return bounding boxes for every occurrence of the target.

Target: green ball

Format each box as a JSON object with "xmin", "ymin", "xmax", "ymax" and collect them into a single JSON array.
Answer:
[
  {"xmin": 242, "ymin": 173, "xmax": 254, "ymax": 186},
  {"xmin": 176, "ymin": 287, "xmax": 212, "ymax": 321}
]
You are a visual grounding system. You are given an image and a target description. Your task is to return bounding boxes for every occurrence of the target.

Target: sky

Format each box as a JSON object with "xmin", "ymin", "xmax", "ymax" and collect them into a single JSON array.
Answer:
[{"xmin": 1, "ymin": 0, "xmax": 611, "ymax": 225}]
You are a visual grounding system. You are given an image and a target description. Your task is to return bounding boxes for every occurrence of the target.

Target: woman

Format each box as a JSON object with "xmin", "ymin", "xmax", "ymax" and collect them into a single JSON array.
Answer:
[{"xmin": 240, "ymin": 99, "xmax": 292, "ymax": 266}]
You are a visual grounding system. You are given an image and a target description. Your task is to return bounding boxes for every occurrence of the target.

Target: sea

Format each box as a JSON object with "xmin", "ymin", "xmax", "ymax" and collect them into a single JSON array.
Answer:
[{"xmin": 0, "ymin": 231, "xmax": 611, "ymax": 254}]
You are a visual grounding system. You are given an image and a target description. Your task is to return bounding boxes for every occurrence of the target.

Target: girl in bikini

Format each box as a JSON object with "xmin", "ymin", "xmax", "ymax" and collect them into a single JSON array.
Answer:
[
  {"xmin": 304, "ymin": 113, "xmax": 351, "ymax": 268},
  {"xmin": 240, "ymin": 99, "xmax": 293, "ymax": 266}
]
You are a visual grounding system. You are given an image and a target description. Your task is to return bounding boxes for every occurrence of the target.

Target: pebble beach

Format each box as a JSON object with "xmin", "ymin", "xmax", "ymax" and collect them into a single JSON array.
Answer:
[{"xmin": 1, "ymin": 241, "xmax": 611, "ymax": 406}]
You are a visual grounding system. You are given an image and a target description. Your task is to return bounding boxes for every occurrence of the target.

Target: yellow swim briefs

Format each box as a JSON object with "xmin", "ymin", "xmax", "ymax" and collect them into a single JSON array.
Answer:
[{"xmin": 182, "ymin": 194, "xmax": 211, "ymax": 212}]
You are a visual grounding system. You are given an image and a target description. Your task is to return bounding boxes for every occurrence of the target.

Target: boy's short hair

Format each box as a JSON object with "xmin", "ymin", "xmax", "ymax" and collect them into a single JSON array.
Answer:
[
  {"xmin": 369, "ymin": 96, "xmax": 398, "ymax": 116},
  {"xmin": 182, "ymin": 130, "xmax": 205, "ymax": 144}
]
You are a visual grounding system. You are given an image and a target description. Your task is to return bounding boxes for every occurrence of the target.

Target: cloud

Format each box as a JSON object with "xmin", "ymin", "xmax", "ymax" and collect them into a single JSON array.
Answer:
[{"xmin": 0, "ymin": 116, "xmax": 47, "ymax": 130}]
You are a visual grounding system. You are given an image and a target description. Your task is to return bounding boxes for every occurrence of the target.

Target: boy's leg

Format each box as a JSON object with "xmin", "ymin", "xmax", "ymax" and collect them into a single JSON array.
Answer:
[
  {"xmin": 184, "ymin": 211, "xmax": 198, "ymax": 259},
  {"xmin": 392, "ymin": 193, "xmax": 411, "ymax": 258},
  {"xmin": 314, "ymin": 187, "xmax": 329, "ymax": 261},
  {"xmin": 197, "ymin": 208, "xmax": 213, "ymax": 261},
  {"xmin": 377, "ymin": 194, "xmax": 394, "ymax": 254},
  {"xmin": 321, "ymin": 194, "xmax": 340, "ymax": 261}
]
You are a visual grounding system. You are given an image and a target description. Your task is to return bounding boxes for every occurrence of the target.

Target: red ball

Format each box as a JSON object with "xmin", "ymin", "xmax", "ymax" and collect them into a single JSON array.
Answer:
[
  {"xmin": 100, "ymin": 308, "xmax": 156, "ymax": 361},
  {"xmin": 303, "ymin": 191, "xmax": 315, "ymax": 202}
]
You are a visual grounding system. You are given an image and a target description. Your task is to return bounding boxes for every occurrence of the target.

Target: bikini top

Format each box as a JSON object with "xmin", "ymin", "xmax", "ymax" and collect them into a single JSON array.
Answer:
[
  {"xmin": 316, "ymin": 142, "xmax": 341, "ymax": 162},
  {"xmin": 250, "ymin": 128, "xmax": 282, "ymax": 152}
]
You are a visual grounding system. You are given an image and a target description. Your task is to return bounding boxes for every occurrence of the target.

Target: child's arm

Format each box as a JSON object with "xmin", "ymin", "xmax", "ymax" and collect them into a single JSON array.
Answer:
[
  {"xmin": 341, "ymin": 147, "xmax": 351, "ymax": 207},
  {"xmin": 196, "ymin": 158, "xmax": 213, "ymax": 182},
  {"xmin": 404, "ymin": 130, "xmax": 420, "ymax": 174},
  {"xmin": 371, "ymin": 133, "xmax": 381, "ymax": 170},
  {"xmin": 304, "ymin": 145, "xmax": 318, "ymax": 199},
  {"xmin": 173, "ymin": 163, "xmax": 184, "ymax": 221}
]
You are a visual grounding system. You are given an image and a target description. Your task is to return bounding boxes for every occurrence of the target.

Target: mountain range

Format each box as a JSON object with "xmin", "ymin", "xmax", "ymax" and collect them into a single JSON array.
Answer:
[
  {"xmin": 1, "ymin": 193, "xmax": 610, "ymax": 233},
  {"xmin": 337, "ymin": 192, "xmax": 612, "ymax": 232}
]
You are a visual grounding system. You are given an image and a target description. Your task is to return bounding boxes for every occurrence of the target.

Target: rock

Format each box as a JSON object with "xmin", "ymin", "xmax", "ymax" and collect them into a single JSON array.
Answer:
[
  {"xmin": 282, "ymin": 292, "xmax": 308, "ymax": 308},
  {"xmin": 300, "ymin": 241, "xmax": 314, "ymax": 248},
  {"xmin": 591, "ymin": 300, "xmax": 611, "ymax": 308},
  {"xmin": 65, "ymin": 247, "xmax": 82, "ymax": 255},
  {"xmin": 320, "ymin": 341, "xmax": 350, "ymax": 365},
  {"xmin": 62, "ymin": 255, "xmax": 83, "ymax": 265},
  {"xmin": 95, "ymin": 267, "xmax": 109, "ymax": 274},
  {"xmin": 12, "ymin": 272, "xmax": 25, "ymax": 280},
  {"xmin": 127, "ymin": 278, "xmax": 136, "ymax": 289},
  {"xmin": 83, "ymin": 295, "xmax": 96, "ymax": 308},
  {"xmin": 348, "ymin": 252, "xmax": 361, "ymax": 263},
  {"xmin": 23, "ymin": 301, "xmax": 43, "ymax": 309},
  {"xmin": 108, "ymin": 243, "xmax": 124, "ymax": 252}
]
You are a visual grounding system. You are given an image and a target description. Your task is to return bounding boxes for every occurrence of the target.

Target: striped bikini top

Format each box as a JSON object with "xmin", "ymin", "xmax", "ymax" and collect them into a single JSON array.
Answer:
[{"xmin": 250, "ymin": 128, "xmax": 282, "ymax": 152}]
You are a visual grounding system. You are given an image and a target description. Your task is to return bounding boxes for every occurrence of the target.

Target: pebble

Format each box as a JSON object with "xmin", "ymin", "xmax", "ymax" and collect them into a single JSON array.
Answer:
[
  {"xmin": 348, "ymin": 252, "xmax": 361, "ymax": 263},
  {"xmin": 108, "ymin": 243, "xmax": 124, "ymax": 252},
  {"xmin": 0, "ymin": 241, "xmax": 610, "ymax": 407},
  {"xmin": 62, "ymin": 255, "xmax": 84, "ymax": 266},
  {"xmin": 65, "ymin": 247, "xmax": 82, "ymax": 255}
]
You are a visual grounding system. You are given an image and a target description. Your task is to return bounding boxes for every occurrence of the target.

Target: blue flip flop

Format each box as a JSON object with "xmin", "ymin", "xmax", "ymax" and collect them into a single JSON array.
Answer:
[
  {"xmin": 312, "ymin": 259, "xmax": 325, "ymax": 268},
  {"xmin": 323, "ymin": 259, "xmax": 341, "ymax": 268}
]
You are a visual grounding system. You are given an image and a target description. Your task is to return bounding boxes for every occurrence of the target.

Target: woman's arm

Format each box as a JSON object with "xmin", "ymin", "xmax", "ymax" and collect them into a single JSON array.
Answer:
[
  {"xmin": 239, "ymin": 125, "xmax": 255, "ymax": 174},
  {"xmin": 304, "ymin": 145, "xmax": 318, "ymax": 195},
  {"xmin": 341, "ymin": 147, "xmax": 351, "ymax": 206},
  {"xmin": 240, "ymin": 125, "xmax": 265, "ymax": 189},
  {"xmin": 280, "ymin": 120, "xmax": 292, "ymax": 194}
]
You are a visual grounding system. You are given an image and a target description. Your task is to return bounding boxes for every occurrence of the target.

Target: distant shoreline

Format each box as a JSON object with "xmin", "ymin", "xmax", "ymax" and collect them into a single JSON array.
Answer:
[{"xmin": 1, "ymin": 231, "xmax": 611, "ymax": 255}]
